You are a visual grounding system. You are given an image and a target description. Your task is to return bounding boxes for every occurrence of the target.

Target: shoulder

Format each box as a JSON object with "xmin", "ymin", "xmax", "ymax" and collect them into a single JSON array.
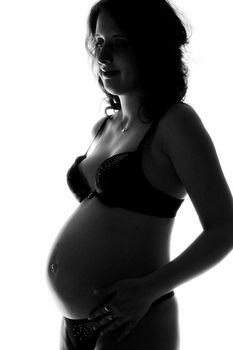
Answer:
[
  {"xmin": 156, "ymin": 102, "xmax": 233, "ymax": 228},
  {"xmin": 91, "ymin": 115, "xmax": 109, "ymax": 137},
  {"xmin": 157, "ymin": 102, "xmax": 208, "ymax": 154}
]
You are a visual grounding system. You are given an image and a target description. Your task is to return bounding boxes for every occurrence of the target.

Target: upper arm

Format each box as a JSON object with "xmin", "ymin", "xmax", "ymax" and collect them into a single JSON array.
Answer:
[{"xmin": 159, "ymin": 103, "xmax": 233, "ymax": 229}]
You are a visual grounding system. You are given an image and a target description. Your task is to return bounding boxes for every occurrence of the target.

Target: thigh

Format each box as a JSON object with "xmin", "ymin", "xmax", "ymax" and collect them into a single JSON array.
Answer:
[
  {"xmin": 95, "ymin": 295, "xmax": 180, "ymax": 350},
  {"xmin": 60, "ymin": 318, "xmax": 73, "ymax": 350}
]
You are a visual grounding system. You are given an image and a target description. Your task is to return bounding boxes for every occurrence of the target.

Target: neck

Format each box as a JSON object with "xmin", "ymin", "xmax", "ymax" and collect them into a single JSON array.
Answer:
[
  {"xmin": 116, "ymin": 92, "xmax": 151, "ymax": 132},
  {"xmin": 118, "ymin": 93, "xmax": 141, "ymax": 124}
]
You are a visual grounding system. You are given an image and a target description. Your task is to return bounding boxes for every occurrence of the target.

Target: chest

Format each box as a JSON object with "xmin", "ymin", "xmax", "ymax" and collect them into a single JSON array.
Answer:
[{"xmin": 79, "ymin": 120, "xmax": 186, "ymax": 199}]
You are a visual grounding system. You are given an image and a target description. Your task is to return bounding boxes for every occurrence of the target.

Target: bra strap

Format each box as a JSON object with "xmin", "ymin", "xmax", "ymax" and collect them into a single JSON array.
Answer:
[{"xmin": 84, "ymin": 115, "xmax": 111, "ymax": 156}]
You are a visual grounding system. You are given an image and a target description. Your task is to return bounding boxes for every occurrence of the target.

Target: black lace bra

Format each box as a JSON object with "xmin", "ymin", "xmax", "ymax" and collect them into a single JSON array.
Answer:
[{"xmin": 67, "ymin": 115, "xmax": 184, "ymax": 218}]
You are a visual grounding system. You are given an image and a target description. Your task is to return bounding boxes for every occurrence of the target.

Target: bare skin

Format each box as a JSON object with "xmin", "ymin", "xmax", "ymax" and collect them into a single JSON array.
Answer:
[
  {"xmin": 45, "ymin": 5, "xmax": 233, "ymax": 349},
  {"xmin": 46, "ymin": 105, "xmax": 186, "ymax": 349},
  {"xmin": 47, "ymin": 9, "xmax": 189, "ymax": 350}
]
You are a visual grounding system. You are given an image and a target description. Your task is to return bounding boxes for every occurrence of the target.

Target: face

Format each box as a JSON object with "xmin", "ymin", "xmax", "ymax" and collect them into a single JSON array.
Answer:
[{"xmin": 94, "ymin": 10, "xmax": 140, "ymax": 96}]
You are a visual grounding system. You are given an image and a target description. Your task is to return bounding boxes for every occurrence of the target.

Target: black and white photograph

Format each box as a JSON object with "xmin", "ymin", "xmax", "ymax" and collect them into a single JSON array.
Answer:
[{"xmin": 1, "ymin": 1, "xmax": 233, "ymax": 349}]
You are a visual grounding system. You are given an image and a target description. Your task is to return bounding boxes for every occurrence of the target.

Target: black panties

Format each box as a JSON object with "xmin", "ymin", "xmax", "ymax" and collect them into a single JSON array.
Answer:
[{"xmin": 61, "ymin": 291, "xmax": 175, "ymax": 350}]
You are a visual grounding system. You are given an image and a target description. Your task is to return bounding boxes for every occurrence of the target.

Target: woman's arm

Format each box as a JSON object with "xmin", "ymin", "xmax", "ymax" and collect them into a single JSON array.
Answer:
[
  {"xmin": 143, "ymin": 103, "xmax": 233, "ymax": 300},
  {"xmin": 143, "ymin": 223, "xmax": 233, "ymax": 300}
]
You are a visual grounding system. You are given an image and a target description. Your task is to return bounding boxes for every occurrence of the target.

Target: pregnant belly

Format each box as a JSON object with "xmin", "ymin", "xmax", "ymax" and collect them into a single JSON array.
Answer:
[{"xmin": 46, "ymin": 198, "xmax": 173, "ymax": 319}]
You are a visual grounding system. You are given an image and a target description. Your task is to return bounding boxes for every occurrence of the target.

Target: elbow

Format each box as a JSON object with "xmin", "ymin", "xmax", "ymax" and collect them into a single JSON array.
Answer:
[
  {"xmin": 205, "ymin": 221, "xmax": 233, "ymax": 250},
  {"xmin": 216, "ymin": 222, "xmax": 233, "ymax": 252}
]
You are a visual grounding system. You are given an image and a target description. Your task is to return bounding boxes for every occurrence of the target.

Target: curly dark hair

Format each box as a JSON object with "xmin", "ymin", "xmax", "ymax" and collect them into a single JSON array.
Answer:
[{"xmin": 85, "ymin": 0, "xmax": 191, "ymax": 124}]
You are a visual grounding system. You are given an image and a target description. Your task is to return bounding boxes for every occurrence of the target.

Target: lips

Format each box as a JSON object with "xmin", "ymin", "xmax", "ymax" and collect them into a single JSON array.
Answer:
[{"xmin": 101, "ymin": 70, "xmax": 119, "ymax": 78}]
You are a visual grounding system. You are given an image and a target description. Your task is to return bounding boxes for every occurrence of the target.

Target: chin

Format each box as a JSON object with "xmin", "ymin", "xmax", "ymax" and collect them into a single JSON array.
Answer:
[{"xmin": 104, "ymin": 84, "xmax": 139, "ymax": 97}]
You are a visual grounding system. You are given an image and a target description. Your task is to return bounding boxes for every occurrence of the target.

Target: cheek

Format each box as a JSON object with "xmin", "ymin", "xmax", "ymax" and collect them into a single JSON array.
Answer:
[
  {"xmin": 123, "ymin": 64, "xmax": 140, "ymax": 85},
  {"xmin": 124, "ymin": 55, "xmax": 140, "ymax": 81}
]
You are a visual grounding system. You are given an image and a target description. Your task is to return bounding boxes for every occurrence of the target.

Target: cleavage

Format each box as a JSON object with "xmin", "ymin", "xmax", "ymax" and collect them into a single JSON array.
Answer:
[
  {"xmin": 79, "ymin": 120, "xmax": 153, "ymax": 190},
  {"xmin": 79, "ymin": 151, "xmax": 132, "ymax": 190}
]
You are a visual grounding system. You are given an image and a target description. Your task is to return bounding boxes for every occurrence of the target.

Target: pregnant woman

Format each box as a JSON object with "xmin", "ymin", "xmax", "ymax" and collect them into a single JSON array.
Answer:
[{"xmin": 46, "ymin": 0, "xmax": 233, "ymax": 349}]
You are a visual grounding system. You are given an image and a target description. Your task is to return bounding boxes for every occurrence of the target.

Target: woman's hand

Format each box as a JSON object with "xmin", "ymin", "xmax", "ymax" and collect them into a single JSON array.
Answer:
[{"xmin": 88, "ymin": 277, "xmax": 155, "ymax": 342}]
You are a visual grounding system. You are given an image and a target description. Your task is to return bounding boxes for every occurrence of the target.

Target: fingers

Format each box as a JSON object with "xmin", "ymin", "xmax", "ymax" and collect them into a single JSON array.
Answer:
[
  {"xmin": 97, "ymin": 318, "xmax": 136, "ymax": 342},
  {"xmin": 88, "ymin": 307, "xmax": 108, "ymax": 320},
  {"xmin": 90, "ymin": 311, "xmax": 137, "ymax": 342},
  {"xmin": 98, "ymin": 318, "xmax": 125, "ymax": 337},
  {"xmin": 93, "ymin": 315, "xmax": 115, "ymax": 330},
  {"xmin": 89, "ymin": 303, "xmax": 117, "ymax": 320}
]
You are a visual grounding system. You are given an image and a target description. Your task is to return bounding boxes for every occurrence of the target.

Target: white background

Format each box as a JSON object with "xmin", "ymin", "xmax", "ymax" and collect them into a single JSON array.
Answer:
[{"xmin": 0, "ymin": 0, "xmax": 233, "ymax": 349}]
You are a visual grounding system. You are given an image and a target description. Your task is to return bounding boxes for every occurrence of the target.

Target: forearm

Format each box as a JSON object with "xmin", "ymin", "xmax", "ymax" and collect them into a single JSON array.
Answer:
[{"xmin": 143, "ymin": 223, "xmax": 233, "ymax": 301}]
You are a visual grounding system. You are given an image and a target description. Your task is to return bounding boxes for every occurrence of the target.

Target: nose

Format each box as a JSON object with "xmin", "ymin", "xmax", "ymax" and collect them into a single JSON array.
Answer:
[{"xmin": 97, "ymin": 44, "xmax": 113, "ymax": 67}]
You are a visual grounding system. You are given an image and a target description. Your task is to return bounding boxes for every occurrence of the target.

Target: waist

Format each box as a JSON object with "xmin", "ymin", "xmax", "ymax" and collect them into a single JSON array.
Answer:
[{"xmin": 63, "ymin": 291, "xmax": 175, "ymax": 324}]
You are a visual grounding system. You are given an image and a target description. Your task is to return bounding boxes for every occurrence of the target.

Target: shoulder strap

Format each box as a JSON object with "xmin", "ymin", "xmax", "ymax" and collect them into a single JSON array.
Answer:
[{"xmin": 84, "ymin": 115, "xmax": 110, "ymax": 156}]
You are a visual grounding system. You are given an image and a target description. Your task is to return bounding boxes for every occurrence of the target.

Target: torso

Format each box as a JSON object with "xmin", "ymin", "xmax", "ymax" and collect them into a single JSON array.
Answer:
[{"xmin": 46, "ymin": 106, "xmax": 187, "ymax": 319}]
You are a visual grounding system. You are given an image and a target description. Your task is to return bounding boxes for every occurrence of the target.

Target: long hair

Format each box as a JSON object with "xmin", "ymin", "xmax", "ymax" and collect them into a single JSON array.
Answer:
[{"xmin": 85, "ymin": 0, "xmax": 191, "ymax": 124}]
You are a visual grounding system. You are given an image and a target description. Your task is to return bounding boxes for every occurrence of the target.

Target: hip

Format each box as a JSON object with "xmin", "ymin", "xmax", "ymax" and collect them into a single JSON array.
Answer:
[{"xmin": 60, "ymin": 291, "xmax": 179, "ymax": 350}]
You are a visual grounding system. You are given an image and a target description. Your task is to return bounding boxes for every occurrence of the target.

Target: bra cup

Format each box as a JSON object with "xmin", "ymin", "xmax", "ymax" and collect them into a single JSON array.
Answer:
[
  {"xmin": 66, "ymin": 115, "xmax": 184, "ymax": 217},
  {"xmin": 67, "ymin": 155, "xmax": 89, "ymax": 202},
  {"xmin": 96, "ymin": 153, "xmax": 130, "ymax": 192},
  {"xmin": 94, "ymin": 152, "xmax": 183, "ymax": 217}
]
